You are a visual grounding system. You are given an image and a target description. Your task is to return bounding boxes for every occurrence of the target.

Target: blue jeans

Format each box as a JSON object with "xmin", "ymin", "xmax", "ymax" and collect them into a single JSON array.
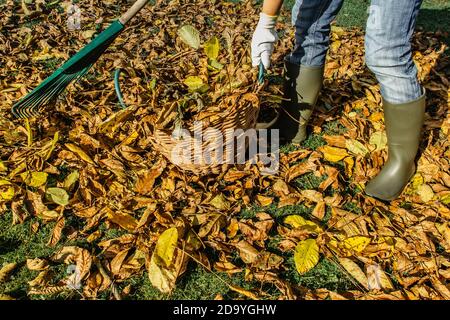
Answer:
[{"xmin": 288, "ymin": 0, "xmax": 423, "ymax": 104}]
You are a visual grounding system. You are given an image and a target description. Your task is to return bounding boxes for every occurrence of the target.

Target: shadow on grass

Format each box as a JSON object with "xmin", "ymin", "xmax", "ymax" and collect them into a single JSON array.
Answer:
[{"xmin": 417, "ymin": 8, "xmax": 450, "ymax": 46}]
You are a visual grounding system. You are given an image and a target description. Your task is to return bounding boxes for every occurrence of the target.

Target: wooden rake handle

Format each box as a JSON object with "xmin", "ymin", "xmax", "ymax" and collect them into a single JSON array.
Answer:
[{"xmin": 119, "ymin": 0, "xmax": 151, "ymax": 25}]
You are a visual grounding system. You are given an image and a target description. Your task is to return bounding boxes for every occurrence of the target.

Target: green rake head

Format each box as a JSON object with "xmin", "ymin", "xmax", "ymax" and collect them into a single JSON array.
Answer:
[{"xmin": 12, "ymin": 20, "xmax": 125, "ymax": 119}]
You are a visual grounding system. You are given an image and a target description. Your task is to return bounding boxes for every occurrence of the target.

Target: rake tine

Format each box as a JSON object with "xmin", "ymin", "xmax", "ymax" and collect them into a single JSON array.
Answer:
[
  {"xmin": 15, "ymin": 71, "xmax": 83, "ymax": 118},
  {"xmin": 14, "ymin": 77, "xmax": 62, "ymax": 117}
]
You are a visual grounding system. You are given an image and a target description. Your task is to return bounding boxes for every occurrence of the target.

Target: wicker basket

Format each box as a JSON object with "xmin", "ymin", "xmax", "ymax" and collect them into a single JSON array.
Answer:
[{"xmin": 150, "ymin": 91, "xmax": 261, "ymax": 175}]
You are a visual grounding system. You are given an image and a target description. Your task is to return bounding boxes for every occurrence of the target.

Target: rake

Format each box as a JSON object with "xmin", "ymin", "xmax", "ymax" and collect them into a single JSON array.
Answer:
[{"xmin": 11, "ymin": 0, "xmax": 152, "ymax": 118}]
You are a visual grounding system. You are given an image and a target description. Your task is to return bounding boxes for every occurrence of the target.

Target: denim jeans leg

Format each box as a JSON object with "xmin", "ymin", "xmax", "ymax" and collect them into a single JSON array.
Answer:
[
  {"xmin": 365, "ymin": 0, "xmax": 423, "ymax": 104},
  {"xmin": 288, "ymin": 0, "xmax": 344, "ymax": 67}
]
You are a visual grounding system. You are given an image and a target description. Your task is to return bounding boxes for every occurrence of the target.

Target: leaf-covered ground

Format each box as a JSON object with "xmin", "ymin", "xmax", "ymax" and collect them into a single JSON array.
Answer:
[{"xmin": 0, "ymin": 0, "xmax": 449, "ymax": 300}]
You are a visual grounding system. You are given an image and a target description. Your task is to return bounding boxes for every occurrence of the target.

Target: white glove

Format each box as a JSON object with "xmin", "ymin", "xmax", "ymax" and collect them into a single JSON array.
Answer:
[{"xmin": 251, "ymin": 13, "xmax": 278, "ymax": 69}]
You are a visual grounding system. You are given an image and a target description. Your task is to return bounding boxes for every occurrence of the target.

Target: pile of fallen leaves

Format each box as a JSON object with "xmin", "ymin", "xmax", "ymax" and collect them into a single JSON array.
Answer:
[{"xmin": 1, "ymin": 0, "xmax": 450, "ymax": 300}]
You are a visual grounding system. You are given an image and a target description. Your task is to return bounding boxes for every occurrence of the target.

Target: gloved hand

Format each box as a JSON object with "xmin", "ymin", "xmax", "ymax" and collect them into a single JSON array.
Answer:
[{"xmin": 251, "ymin": 12, "xmax": 278, "ymax": 69}]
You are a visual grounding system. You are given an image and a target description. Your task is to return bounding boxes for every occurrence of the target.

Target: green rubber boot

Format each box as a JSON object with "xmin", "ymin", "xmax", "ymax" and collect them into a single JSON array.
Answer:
[
  {"xmin": 278, "ymin": 61, "xmax": 324, "ymax": 144},
  {"xmin": 365, "ymin": 92, "xmax": 426, "ymax": 201}
]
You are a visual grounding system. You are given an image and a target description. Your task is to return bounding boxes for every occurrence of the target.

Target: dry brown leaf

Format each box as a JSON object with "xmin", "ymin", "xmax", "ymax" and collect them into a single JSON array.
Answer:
[
  {"xmin": 0, "ymin": 263, "xmax": 17, "ymax": 283},
  {"xmin": 107, "ymin": 211, "xmax": 138, "ymax": 232},
  {"xmin": 338, "ymin": 257, "xmax": 369, "ymax": 290}
]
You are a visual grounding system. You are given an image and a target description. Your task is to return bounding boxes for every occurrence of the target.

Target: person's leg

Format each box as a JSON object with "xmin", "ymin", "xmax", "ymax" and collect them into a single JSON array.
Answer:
[
  {"xmin": 365, "ymin": 0, "xmax": 423, "ymax": 103},
  {"xmin": 289, "ymin": 0, "xmax": 344, "ymax": 67},
  {"xmin": 364, "ymin": 0, "xmax": 425, "ymax": 201},
  {"xmin": 280, "ymin": 0, "xmax": 344, "ymax": 144}
]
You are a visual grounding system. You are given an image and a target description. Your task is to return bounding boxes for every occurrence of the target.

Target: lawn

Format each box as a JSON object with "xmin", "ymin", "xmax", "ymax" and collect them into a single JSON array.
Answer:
[{"xmin": 284, "ymin": 0, "xmax": 450, "ymax": 36}]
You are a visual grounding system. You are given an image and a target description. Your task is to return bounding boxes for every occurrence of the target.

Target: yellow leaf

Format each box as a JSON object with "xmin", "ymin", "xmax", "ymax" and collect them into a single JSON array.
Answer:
[
  {"xmin": 183, "ymin": 76, "xmax": 209, "ymax": 93},
  {"xmin": 300, "ymin": 189, "xmax": 323, "ymax": 203},
  {"xmin": 341, "ymin": 236, "xmax": 371, "ymax": 253},
  {"xmin": 273, "ymin": 179, "xmax": 290, "ymax": 195},
  {"xmin": 65, "ymin": 143, "xmax": 95, "ymax": 165},
  {"xmin": 63, "ymin": 170, "xmax": 79, "ymax": 191},
  {"xmin": 45, "ymin": 187, "xmax": 69, "ymax": 206},
  {"xmin": 369, "ymin": 112, "xmax": 383, "ymax": 123},
  {"xmin": 343, "ymin": 156, "xmax": 354, "ymax": 177},
  {"xmin": 294, "ymin": 239, "xmax": 320, "ymax": 275},
  {"xmin": 9, "ymin": 162, "xmax": 26, "ymax": 178},
  {"xmin": 369, "ymin": 131, "xmax": 387, "ymax": 151},
  {"xmin": 148, "ymin": 254, "xmax": 177, "ymax": 294},
  {"xmin": 177, "ymin": 25, "xmax": 201, "ymax": 49},
  {"xmin": 99, "ymin": 106, "xmax": 137, "ymax": 134},
  {"xmin": 436, "ymin": 223, "xmax": 450, "ymax": 250},
  {"xmin": 154, "ymin": 227, "xmax": 178, "ymax": 267},
  {"xmin": 25, "ymin": 118, "xmax": 33, "ymax": 147},
  {"xmin": 81, "ymin": 30, "xmax": 96, "ymax": 39},
  {"xmin": 227, "ymin": 218, "xmax": 239, "ymax": 238},
  {"xmin": 21, "ymin": 0, "xmax": 32, "ymax": 16},
  {"xmin": 121, "ymin": 131, "xmax": 139, "ymax": 146},
  {"xmin": 409, "ymin": 174, "xmax": 424, "ymax": 192},
  {"xmin": 417, "ymin": 184, "xmax": 434, "ymax": 202},
  {"xmin": 209, "ymin": 193, "xmax": 230, "ymax": 210},
  {"xmin": 338, "ymin": 257, "xmax": 368, "ymax": 290},
  {"xmin": 331, "ymin": 26, "xmax": 345, "ymax": 36},
  {"xmin": 330, "ymin": 40, "xmax": 341, "ymax": 52},
  {"xmin": 209, "ymin": 58, "xmax": 224, "ymax": 70},
  {"xmin": 345, "ymin": 139, "xmax": 369, "ymax": 156},
  {"xmin": 284, "ymin": 215, "xmax": 322, "ymax": 233},
  {"xmin": 0, "ymin": 160, "xmax": 7, "ymax": 172},
  {"xmin": 441, "ymin": 194, "xmax": 450, "ymax": 205},
  {"xmin": 87, "ymin": 230, "xmax": 102, "ymax": 243},
  {"xmin": 20, "ymin": 171, "xmax": 48, "ymax": 188},
  {"xmin": 256, "ymin": 195, "xmax": 273, "ymax": 207},
  {"xmin": 204, "ymin": 36, "xmax": 220, "ymax": 60},
  {"xmin": 111, "ymin": 249, "xmax": 129, "ymax": 275},
  {"xmin": 0, "ymin": 262, "xmax": 17, "ymax": 283},
  {"xmin": 319, "ymin": 146, "xmax": 348, "ymax": 162},
  {"xmin": 37, "ymin": 210, "xmax": 60, "ymax": 221},
  {"xmin": 0, "ymin": 180, "xmax": 14, "ymax": 201},
  {"xmin": 366, "ymin": 264, "xmax": 394, "ymax": 291},
  {"xmin": 27, "ymin": 270, "xmax": 49, "ymax": 287},
  {"xmin": 43, "ymin": 131, "xmax": 59, "ymax": 160},
  {"xmin": 26, "ymin": 258, "xmax": 49, "ymax": 271},
  {"xmin": 135, "ymin": 165, "xmax": 164, "ymax": 194}
]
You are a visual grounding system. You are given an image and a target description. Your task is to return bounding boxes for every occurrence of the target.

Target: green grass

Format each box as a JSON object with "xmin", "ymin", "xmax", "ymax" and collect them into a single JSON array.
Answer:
[
  {"xmin": 0, "ymin": 212, "xmax": 59, "ymax": 299},
  {"xmin": 285, "ymin": 257, "xmax": 355, "ymax": 292},
  {"xmin": 0, "ymin": 210, "xmax": 279, "ymax": 300},
  {"xmin": 41, "ymin": 58, "xmax": 63, "ymax": 71},
  {"xmin": 342, "ymin": 201, "xmax": 363, "ymax": 215},
  {"xmin": 301, "ymin": 133, "xmax": 326, "ymax": 150},
  {"xmin": 293, "ymin": 172, "xmax": 327, "ymax": 191},
  {"xmin": 239, "ymin": 203, "xmax": 312, "ymax": 222},
  {"xmin": 0, "ymin": 211, "xmax": 248, "ymax": 300},
  {"xmin": 283, "ymin": 0, "xmax": 450, "ymax": 33},
  {"xmin": 238, "ymin": 201, "xmax": 355, "ymax": 293},
  {"xmin": 284, "ymin": 0, "xmax": 450, "ymax": 46},
  {"xmin": 121, "ymin": 265, "xmax": 232, "ymax": 300},
  {"xmin": 323, "ymin": 120, "xmax": 348, "ymax": 136},
  {"xmin": 0, "ymin": 211, "xmax": 95, "ymax": 299}
]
